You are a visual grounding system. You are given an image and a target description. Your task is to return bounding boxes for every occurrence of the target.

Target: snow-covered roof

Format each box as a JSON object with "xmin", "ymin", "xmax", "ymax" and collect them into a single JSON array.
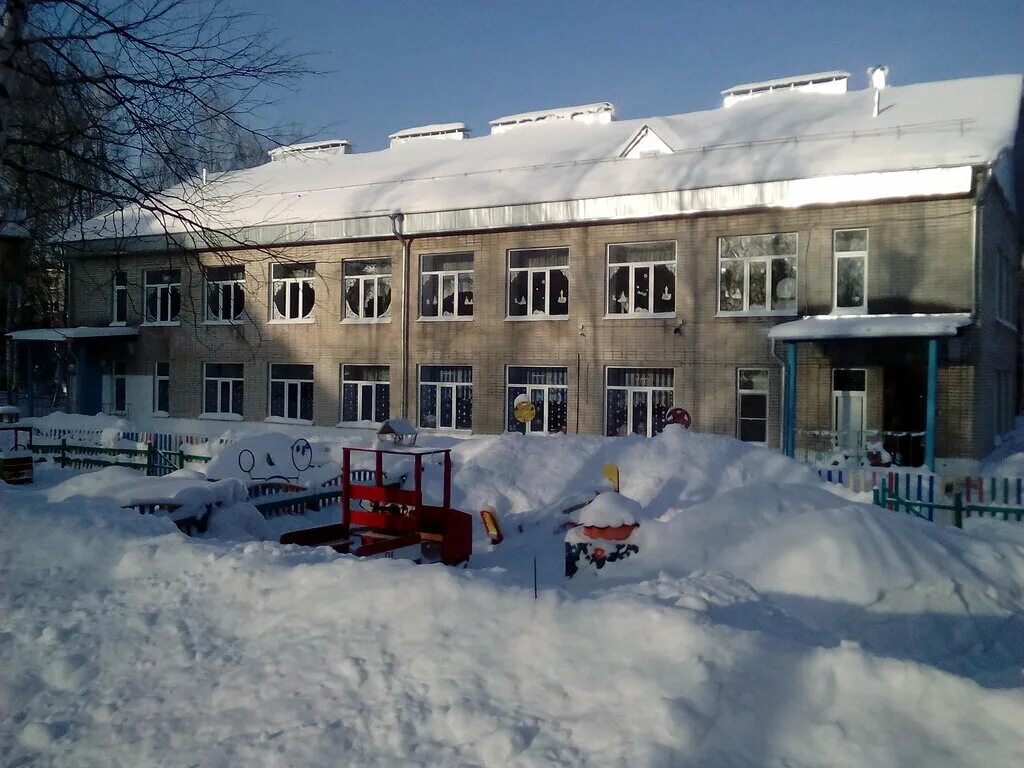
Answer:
[
  {"xmin": 7, "ymin": 326, "xmax": 139, "ymax": 342},
  {"xmin": 489, "ymin": 102, "xmax": 615, "ymax": 126},
  {"xmin": 389, "ymin": 123, "xmax": 468, "ymax": 140},
  {"xmin": 767, "ymin": 313, "xmax": 972, "ymax": 341},
  {"xmin": 722, "ymin": 71, "xmax": 851, "ymax": 95},
  {"xmin": 65, "ymin": 74, "xmax": 1023, "ymax": 249}
]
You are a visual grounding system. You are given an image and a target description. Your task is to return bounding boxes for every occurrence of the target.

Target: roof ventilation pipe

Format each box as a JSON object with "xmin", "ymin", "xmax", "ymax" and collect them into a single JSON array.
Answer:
[
  {"xmin": 868, "ymin": 65, "xmax": 889, "ymax": 118},
  {"xmin": 389, "ymin": 212, "xmax": 412, "ymax": 419}
]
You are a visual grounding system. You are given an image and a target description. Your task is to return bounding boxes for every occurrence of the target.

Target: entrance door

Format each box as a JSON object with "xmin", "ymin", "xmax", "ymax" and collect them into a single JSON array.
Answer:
[{"xmin": 832, "ymin": 369, "xmax": 866, "ymax": 450}]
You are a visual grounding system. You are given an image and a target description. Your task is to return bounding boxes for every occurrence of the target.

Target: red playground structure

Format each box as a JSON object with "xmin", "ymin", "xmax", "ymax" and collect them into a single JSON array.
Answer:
[{"xmin": 280, "ymin": 446, "xmax": 473, "ymax": 566}]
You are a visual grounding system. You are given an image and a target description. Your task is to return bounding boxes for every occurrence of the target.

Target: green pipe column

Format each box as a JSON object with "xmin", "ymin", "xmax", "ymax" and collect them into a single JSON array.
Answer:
[{"xmin": 924, "ymin": 338, "xmax": 938, "ymax": 471}]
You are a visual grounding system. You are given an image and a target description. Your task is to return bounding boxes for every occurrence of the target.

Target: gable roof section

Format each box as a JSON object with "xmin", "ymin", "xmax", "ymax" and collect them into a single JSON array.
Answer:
[{"xmin": 66, "ymin": 74, "xmax": 1023, "ymax": 251}]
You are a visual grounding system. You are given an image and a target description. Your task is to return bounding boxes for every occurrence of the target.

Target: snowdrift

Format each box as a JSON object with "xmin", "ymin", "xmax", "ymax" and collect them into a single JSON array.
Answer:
[{"xmin": 2, "ymin": 426, "xmax": 1024, "ymax": 766}]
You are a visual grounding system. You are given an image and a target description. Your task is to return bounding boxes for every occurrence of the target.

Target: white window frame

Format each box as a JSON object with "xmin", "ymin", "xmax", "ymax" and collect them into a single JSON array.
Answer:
[
  {"xmin": 507, "ymin": 247, "xmax": 570, "ymax": 320},
  {"xmin": 204, "ymin": 265, "xmax": 245, "ymax": 324},
  {"xmin": 605, "ymin": 241, "xmax": 676, "ymax": 318},
  {"xmin": 717, "ymin": 233, "xmax": 799, "ymax": 317},
  {"xmin": 996, "ymin": 246, "xmax": 1017, "ymax": 328},
  {"xmin": 268, "ymin": 364, "xmax": 315, "ymax": 423},
  {"xmin": 506, "ymin": 366, "xmax": 569, "ymax": 435},
  {"xmin": 420, "ymin": 252, "xmax": 474, "ymax": 321},
  {"xmin": 736, "ymin": 368, "xmax": 769, "ymax": 445},
  {"xmin": 604, "ymin": 367, "xmax": 674, "ymax": 437},
  {"xmin": 270, "ymin": 263, "xmax": 316, "ymax": 322},
  {"xmin": 111, "ymin": 360, "xmax": 128, "ymax": 416},
  {"xmin": 153, "ymin": 361, "xmax": 169, "ymax": 417},
  {"xmin": 833, "ymin": 229, "xmax": 869, "ymax": 315},
  {"xmin": 418, "ymin": 366, "xmax": 473, "ymax": 431},
  {"xmin": 343, "ymin": 258, "xmax": 392, "ymax": 322},
  {"xmin": 143, "ymin": 269, "xmax": 181, "ymax": 325},
  {"xmin": 203, "ymin": 363, "xmax": 244, "ymax": 418},
  {"xmin": 112, "ymin": 270, "xmax": 128, "ymax": 325},
  {"xmin": 340, "ymin": 364, "xmax": 390, "ymax": 424}
]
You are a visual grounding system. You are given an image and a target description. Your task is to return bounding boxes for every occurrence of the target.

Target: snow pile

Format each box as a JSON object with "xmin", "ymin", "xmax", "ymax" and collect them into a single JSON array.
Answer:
[
  {"xmin": 45, "ymin": 466, "xmax": 246, "ymax": 509},
  {"xmin": 203, "ymin": 431, "xmax": 340, "ymax": 487},
  {"xmin": 3, "ymin": 425, "xmax": 1024, "ymax": 766},
  {"xmin": 578, "ymin": 491, "xmax": 640, "ymax": 527}
]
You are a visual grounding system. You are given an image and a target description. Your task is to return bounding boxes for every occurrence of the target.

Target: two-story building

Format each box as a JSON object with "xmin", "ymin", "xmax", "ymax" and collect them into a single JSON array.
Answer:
[{"xmin": 17, "ymin": 68, "xmax": 1024, "ymax": 470}]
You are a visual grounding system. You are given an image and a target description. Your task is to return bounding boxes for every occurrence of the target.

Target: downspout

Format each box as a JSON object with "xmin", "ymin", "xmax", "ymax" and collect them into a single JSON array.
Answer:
[{"xmin": 389, "ymin": 213, "xmax": 412, "ymax": 419}]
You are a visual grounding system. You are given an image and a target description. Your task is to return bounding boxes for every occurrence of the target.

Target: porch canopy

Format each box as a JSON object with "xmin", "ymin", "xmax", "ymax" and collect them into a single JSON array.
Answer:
[
  {"xmin": 7, "ymin": 326, "xmax": 138, "ymax": 342},
  {"xmin": 769, "ymin": 313, "xmax": 972, "ymax": 470},
  {"xmin": 6, "ymin": 326, "xmax": 138, "ymax": 417},
  {"xmin": 767, "ymin": 313, "xmax": 971, "ymax": 342}
]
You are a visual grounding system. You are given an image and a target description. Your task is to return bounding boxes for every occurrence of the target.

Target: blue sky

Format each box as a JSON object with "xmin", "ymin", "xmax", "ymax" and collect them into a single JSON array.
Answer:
[{"xmin": 247, "ymin": 0, "xmax": 1023, "ymax": 151}]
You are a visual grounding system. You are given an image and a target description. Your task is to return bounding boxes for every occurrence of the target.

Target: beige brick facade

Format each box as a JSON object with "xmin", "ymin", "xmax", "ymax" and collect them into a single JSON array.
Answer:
[{"xmin": 67, "ymin": 193, "xmax": 1017, "ymax": 461}]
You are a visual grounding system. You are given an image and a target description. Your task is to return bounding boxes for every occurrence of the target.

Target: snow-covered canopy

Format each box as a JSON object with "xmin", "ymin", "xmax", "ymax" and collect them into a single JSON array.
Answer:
[
  {"xmin": 6, "ymin": 327, "xmax": 139, "ymax": 342},
  {"xmin": 65, "ymin": 75, "xmax": 1022, "ymax": 249},
  {"xmin": 768, "ymin": 313, "xmax": 972, "ymax": 341}
]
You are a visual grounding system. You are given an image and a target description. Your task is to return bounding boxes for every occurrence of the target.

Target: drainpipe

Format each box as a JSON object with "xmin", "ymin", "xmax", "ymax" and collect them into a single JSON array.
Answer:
[{"xmin": 389, "ymin": 213, "xmax": 412, "ymax": 419}]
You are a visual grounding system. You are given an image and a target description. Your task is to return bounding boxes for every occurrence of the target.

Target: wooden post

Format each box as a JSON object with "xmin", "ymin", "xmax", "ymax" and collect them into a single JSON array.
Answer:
[
  {"xmin": 146, "ymin": 443, "xmax": 156, "ymax": 476},
  {"xmin": 953, "ymin": 490, "xmax": 963, "ymax": 529},
  {"xmin": 60, "ymin": 437, "xmax": 66, "ymax": 469}
]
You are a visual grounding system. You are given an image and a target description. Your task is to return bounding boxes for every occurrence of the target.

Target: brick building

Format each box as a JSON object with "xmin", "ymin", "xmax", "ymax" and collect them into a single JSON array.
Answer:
[{"xmin": 18, "ymin": 69, "xmax": 1024, "ymax": 469}]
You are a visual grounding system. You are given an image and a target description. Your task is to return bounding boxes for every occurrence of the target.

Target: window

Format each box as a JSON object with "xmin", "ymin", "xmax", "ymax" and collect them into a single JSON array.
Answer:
[
  {"xmin": 112, "ymin": 271, "xmax": 127, "ymax": 324},
  {"xmin": 737, "ymin": 368, "xmax": 769, "ymax": 444},
  {"xmin": 834, "ymin": 229, "xmax": 868, "ymax": 313},
  {"xmin": 508, "ymin": 247, "xmax": 569, "ymax": 318},
  {"xmin": 996, "ymin": 247, "xmax": 1017, "ymax": 326},
  {"xmin": 605, "ymin": 368, "xmax": 674, "ymax": 437},
  {"xmin": 204, "ymin": 363, "xmax": 244, "ymax": 417},
  {"xmin": 271, "ymin": 263, "xmax": 315, "ymax": 320},
  {"xmin": 340, "ymin": 365, "xmax": 390, "ymax": 423},
  {"xmin": 420, "ymin": 252, "xmax": 473, "ymax": 319},
  {"xmin": 205, "ymin": 265, "xmax": 245, "ymax": 322},
  {"xmin": 153, "ymin": 362, "xmax": 169, "ymax": 415},
  {"xmin": 112, "ymin": 360, "xmax": 127, "ymax": 415},
  {"xmin": 344, "ymin": 258, "xmax": 391, "ymax": 320},
  {"xmin": 269, "ymin": 364, "xmax": 314, "ymax": 422},
  {"xmin": 607, "ymin": 242, "xmax": 675, "ymax": 316},
  {"xmin": 144, "ymin": 269, "xmax": 181, "ymax": 324},
  {"xmin": 506, "ymin": 366, "xmax": 568, "ymax": 434},
  {"xmin": 419, "ymin": 366, "xmax": 472, "ymax": 430},
  {"xmin": 718, "ymin": 233, "xmax": 797, "ymax": 315}
]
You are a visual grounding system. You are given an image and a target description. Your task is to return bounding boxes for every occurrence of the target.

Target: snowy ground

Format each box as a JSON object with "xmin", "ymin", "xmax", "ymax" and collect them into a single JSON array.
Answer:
[{"xmin": 3, "ymin": 427, "xmax": 1024, "ymax": 766}]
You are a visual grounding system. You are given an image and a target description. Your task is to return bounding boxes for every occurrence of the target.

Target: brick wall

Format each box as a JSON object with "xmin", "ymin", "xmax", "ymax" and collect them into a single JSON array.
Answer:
[{"xmin": 68, "ymin": 195, "xmax": 990, "ymax": 455}]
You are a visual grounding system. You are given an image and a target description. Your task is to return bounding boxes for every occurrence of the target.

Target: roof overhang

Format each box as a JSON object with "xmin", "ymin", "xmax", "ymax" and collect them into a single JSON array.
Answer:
[
  {"xmin": 768, "ymin": 313, "xmax": 972, "ymax": 342},
  {"xmin": 7, "ymin": 326, "xmax": 139, "ymax": 342},
  {"xmin": 63, "ymin": 165, "xmax": 977, "ymax": 257}
]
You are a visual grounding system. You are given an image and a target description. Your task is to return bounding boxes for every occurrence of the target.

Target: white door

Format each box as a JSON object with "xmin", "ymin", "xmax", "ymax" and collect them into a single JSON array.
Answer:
[{"xmin": 832, "ymin": 368, "xmax": 867, "ymax": 451}]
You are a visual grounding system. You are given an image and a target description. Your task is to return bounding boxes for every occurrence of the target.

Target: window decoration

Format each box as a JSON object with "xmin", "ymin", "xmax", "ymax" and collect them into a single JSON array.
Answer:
[
  {"xmin": 718, "ymin": 233, "xmax": 797, "ymax": 314},
  {"xmin": 737, "ymin": 368, "xmax": 768, "ymax": 444},
  {"xmin": 508, "ymin": 247, "xmax": 569, "ymax": 317},
  {"xmin": 271, "ymin": 263, "xmax": 315, "ymax": 320},
  {"xmin": 607, "ymin": 242, "xmax": 675, "ymax": 315},
  {"xmin": 204, "ymin": 363, "xmax": 244, "ymax": 416},
  {"xmin": 833, "ymin": 229, "xmax": 868, "ymax": 313},
  {"xmin": 420, "ymin": 253, "xmax": 474, "ymax": 318},
  {"xmin": 344, "ymin": 258, "xmax": 392, "ymax": 320},
  {"xmin": 605, "ymin": 368, "xmax": 674, "ymax": 437},
  {"xmin": 506, "ymin": 367, "xmax": 568, "ymax": 434},
  {"xmin": 144, "ymin": 269, "xmax": 181, "ymax": 324},
  {"xmin": 269, "ymin": 364, "xmax": 314, "ymax": 422},
  {"xmin": 419, "ymin": 366, "xmax": 472, "ymax": 430},
  {"xmin": 205, "ymin": 265, "xmax": 245, "ymax": 322},
  {"xmin": 341, "ymin": 365, "xmax": 390, "ymax": 423}
]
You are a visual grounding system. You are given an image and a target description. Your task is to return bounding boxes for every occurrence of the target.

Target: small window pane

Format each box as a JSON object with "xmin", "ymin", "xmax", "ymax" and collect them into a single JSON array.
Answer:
[
  {"xmin": 835, "ymin": 229, "xmax": 868, "ymax": 252},
  {"xmin": 833, "ymin": 369, "xmax": 866, "ymax": 392},
  {"xmin": 509, "ymin": 248, "xmax": 568, "ymax": 269},
  {"xmin": 608, "ymin": 242, "xmax": 674, "ymax": 264},
  {"xmin": 423, "ymin": 252, "xmax": 473, "ymax": 271},
  {"xmin": 271, "ymin": 364, "xmax": 314, "ymax": 381},
  {"xmin": 836, "ymin": 258, "xmax": 865, "ymax": 308}
]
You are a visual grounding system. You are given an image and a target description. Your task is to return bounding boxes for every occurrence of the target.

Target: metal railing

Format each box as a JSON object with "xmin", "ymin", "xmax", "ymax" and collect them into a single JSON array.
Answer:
[{"xmin": 797, "ymin": 428, "xmax": 926, "ymax": 467}]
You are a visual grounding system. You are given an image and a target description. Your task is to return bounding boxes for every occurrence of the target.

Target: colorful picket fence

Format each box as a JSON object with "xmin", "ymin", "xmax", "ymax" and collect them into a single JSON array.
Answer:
[{"xmin": 32, "ymin": 426, "xmax": 211, "ymax": 477}]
